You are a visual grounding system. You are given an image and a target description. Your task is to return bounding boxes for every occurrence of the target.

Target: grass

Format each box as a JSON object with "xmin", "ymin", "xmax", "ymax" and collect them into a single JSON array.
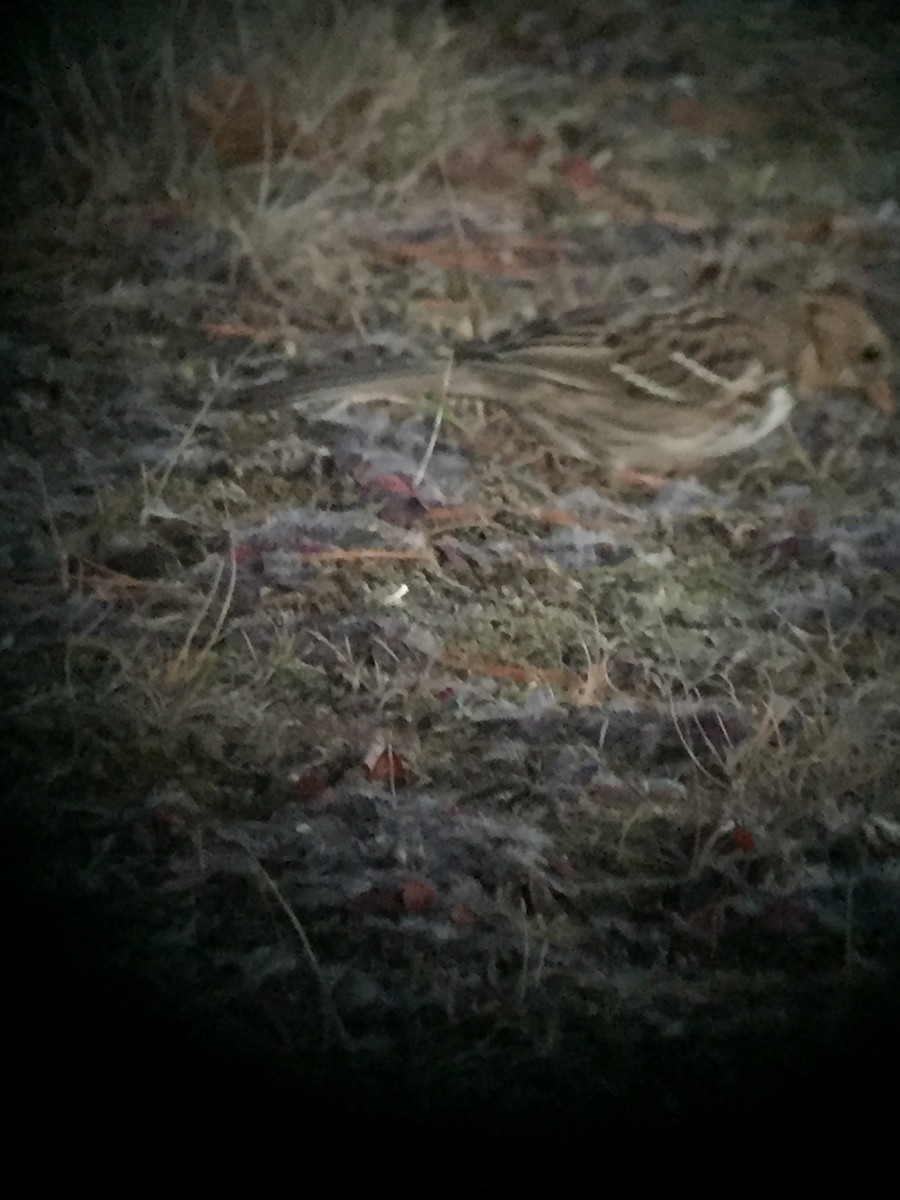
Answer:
[{"xmin": 3, "ymin": 0, "xmax": 900, "ymax": 1125}]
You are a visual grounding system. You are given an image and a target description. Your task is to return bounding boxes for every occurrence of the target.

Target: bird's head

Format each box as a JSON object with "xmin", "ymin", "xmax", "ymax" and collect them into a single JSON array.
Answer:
[{"xmin": 793, "ymin": 290, "xmax": 893, "ymax": 412}]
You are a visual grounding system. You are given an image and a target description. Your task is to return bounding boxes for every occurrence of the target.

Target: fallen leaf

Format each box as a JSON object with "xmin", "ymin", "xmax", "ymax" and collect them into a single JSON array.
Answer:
[
  {"xmin": 867, "ymin": 376, "xmax": 894, "ymax": 414},
  {"xmin": 424, "ymin": 504, "xmax": 494, "ymax": 529},
  {"xmin": 557, "ymin": 154, "xmax": 600, "ymax": 193},
  {"xmin": 451, "ymin": 903, "xmax": 490, "ymax": 927},
  {"xmin": 285, "ymin": 767, "xmax": 330, "ymax": 801},
  {"xmin": 349, "ymin": 887, "xmax": 405, "ymax": 916},
  {"xmin": 402, "ymin": 880, "xmax": 437, "ymax": 913},
  {"xmin": 781, "ymin": 216, "xmax": 836, "ymax": 245},
  {"xmin": 182, "ymin": 70, "xmax": 302, "ymax": 166},
  {"xmin": 532, "ymin": 508, "xmax": 580, "ymax": 526},
  {"xmin": 367, "ymin": 232, "xmax": 560, "ymax": 280},
  {"xmin": 444, "ymin": 132, "xmax": 543, "ymax": 190},
  {"xmin": 362, "ymin": 739, "xmax": 407, "ymax": 785},
  {"xmin": 441, "ymin": 649, "xmax": 574, "ymax": 689},
  {"xmin": 297, "ymin": 547, "xmax": 432, "ymax": 563},
  {"xmin": 731, "ymin": 825, "xmax": 756, "ymax": 854},
  {"xmin": 363, "ymin": 473, "xmax": 419, "ymax": 497},
  {"xmin": 203, "ymin": 320, "xmax": 286, "ymax": 343},
  {"xmin": 759, "ymin": 898, "xmax": 816, "ymax": 934},
  {"xmin": 378, "ymin": 495, "xmax": 430, "ymax": 528},
  {"xmin": 152, "ymin": 805, "xmax": 190, "ymax": 833},
  {"xmin": 545, "ymin": 854, "xmax": 576, "ymax": 880},
  {"xmin": 106, "ymin": 200, "xmax": 185, "ymax": 234},
  {"xmin": 564, "ymin": 166, "xmax": 711, "ymax": 233},
  {"xmin": 674, "ymin": 898, "xmax": 734, "ymax": 945},
  {"xmin": 667, "ymin": 96, "xmax": 764, "ymax": 138},
  {"xmin": 232, "ymin": 542, "xmax": 260, "ymax": 565}
]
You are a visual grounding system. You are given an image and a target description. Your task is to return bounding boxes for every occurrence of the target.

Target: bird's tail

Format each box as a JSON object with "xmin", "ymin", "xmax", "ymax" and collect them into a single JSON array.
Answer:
[
  {"xmin": 239, "ymin": 358, "xmax": 606, "ymax": 461},
  {"xmin": 238, "ymin": 360, "xmax": 452, "ymax": 418}
]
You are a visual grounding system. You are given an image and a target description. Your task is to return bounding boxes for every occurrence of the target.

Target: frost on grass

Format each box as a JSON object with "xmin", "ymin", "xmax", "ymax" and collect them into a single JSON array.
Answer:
[{"xmin": 4, "ymin": 0, "xmax": 900, "ymax": 1108}]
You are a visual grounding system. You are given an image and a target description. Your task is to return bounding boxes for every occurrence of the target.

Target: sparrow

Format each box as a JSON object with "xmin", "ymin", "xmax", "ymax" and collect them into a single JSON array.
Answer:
[{"xmin": 261, "ymin": 288, "xmax": 893, "ymax": 476}]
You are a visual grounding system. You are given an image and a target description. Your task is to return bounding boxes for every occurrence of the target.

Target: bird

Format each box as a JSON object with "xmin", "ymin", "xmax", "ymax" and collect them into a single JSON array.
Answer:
[{"xmin": 256, "ymin": 287, "xmax": 893, "ymax": 480}]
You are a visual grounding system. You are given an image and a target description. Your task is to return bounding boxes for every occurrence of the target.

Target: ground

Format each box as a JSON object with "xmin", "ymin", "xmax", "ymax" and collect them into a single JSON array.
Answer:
[{"xmin": 2, "ymin": 0, "xmax": 900, "ymax": 1132}]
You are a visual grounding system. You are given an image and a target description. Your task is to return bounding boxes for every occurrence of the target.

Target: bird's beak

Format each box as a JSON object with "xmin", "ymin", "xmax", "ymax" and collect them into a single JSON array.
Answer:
[{"xmin": 866, "ymin": 376, "xmax": 894, "ymax": 414}]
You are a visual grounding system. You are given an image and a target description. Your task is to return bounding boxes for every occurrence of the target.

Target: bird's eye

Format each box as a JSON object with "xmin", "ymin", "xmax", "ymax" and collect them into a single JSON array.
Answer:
[{"xmin": 859, "ymin": 344, "xmax": 884, "ymax": 363}]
